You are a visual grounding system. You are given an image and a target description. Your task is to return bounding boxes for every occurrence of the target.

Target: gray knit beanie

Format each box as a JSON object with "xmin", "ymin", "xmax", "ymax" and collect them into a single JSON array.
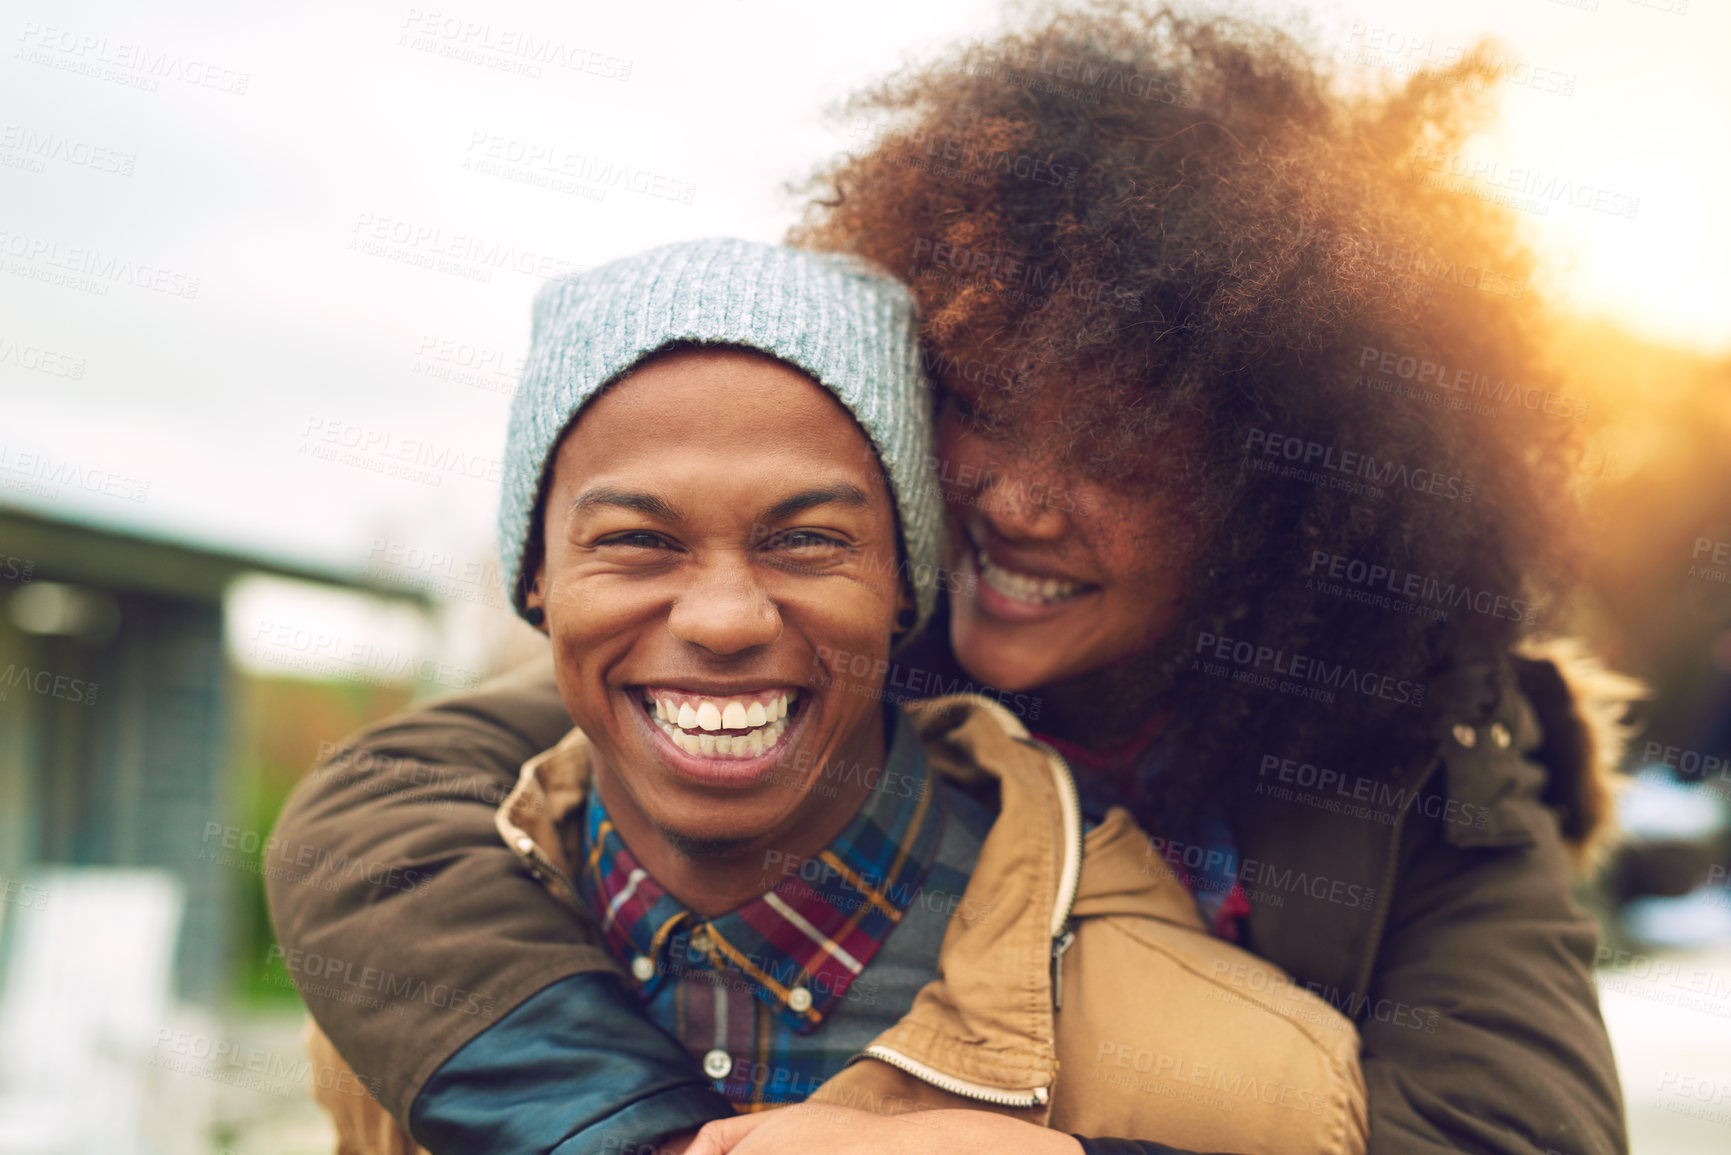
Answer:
[{"xmin": 499, "ymin": 237, "xmax": 942, "ymax": 633}]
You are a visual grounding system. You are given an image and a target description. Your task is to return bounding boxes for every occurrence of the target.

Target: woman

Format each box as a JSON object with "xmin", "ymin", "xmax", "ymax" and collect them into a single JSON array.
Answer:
[{"xmin": 267, "ymin": 5, "xmax": 1635, "ymax": 1153}]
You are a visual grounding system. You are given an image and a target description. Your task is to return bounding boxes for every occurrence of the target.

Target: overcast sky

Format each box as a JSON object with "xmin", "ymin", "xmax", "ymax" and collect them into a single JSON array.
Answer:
[{"xmin": 4, "ymin": 0, "xmax": 1726, "ymax": 624}]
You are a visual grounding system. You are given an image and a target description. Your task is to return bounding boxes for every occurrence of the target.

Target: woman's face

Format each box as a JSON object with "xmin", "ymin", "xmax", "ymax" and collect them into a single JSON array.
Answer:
[{"xmin": 936, "ymin": 378, "xmax": 1199, "ymax": 695}]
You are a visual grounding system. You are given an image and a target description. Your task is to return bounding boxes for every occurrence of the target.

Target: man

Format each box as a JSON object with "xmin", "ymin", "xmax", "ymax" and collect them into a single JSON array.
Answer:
[{"xmin": 292, "ymin": 238, "xmax": 1366, "ymax": 1155}]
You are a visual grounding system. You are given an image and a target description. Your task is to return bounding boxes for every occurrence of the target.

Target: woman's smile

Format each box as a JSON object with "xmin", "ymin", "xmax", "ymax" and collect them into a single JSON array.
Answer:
[{"xmin": 960, "ymin": 519, "xmax": 1099, "ymax": 622}]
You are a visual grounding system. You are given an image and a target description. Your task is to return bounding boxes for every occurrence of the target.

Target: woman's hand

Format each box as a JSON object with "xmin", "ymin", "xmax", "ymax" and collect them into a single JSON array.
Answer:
[{"xmin": 684, "ymin": 1104, "xmax": 1086, "ymax": 1155}]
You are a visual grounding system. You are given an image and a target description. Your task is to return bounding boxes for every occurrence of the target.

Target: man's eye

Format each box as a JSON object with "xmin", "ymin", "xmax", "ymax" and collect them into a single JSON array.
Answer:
[
  {"xmin": 771, "ymin": 531, "xmax": 844, "ymax": 553},
  {"xmin": 599, "ymin": 531, "xmax": 669, "ymax": 549}
]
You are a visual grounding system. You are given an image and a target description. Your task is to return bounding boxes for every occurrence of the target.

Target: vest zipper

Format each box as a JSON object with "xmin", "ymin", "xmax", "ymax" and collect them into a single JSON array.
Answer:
[
  {"xmin": 509, "ymin": 833, "xmax": 584, "ymax": 909},
  {"xmin": 859, "ymin": 1044, "xmax": 1050, "ymax": 1109},
  {"xmin": 1025, "ymin": 734, "xmax": 1083, "ymax": 1011}
]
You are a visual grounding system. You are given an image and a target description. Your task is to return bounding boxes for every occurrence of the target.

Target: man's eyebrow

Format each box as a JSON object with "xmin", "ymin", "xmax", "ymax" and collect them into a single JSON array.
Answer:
[
  {"xmin": 568, "ymin": 487, "xmax": 682, "ymax": 523},
  {"xmin": 761, "ymin": 484, "xmax": 871, "ymax": 522}
]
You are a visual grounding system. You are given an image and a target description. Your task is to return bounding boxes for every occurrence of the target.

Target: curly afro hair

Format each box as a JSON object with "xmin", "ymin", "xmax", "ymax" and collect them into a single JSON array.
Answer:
[{"xmin": 790, "ymin": 1, "xmax": 1588, "ymax": 804}]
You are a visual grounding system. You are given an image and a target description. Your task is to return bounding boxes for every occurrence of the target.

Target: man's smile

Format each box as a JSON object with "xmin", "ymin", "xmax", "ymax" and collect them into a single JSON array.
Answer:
[{"xmin": 636, "ymin": 686, "xmax": 805, "ymax": 760}]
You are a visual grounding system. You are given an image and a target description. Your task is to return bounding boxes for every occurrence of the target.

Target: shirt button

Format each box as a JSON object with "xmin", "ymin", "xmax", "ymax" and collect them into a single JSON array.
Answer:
[
  {"xmin": 630, "ymin": 955, "xmax": 656, "ymax": 982},
  {"xmin": 787, "ymin": 986, "xmax": 813, "ymax": 1013},
  {"xmin": 1451, "ymin": 723, "xmax": 1477, "ymax": 748},
  {"xmin": 689, "ymin": 930, "xmax": 713, "ymax": 954},
  {"xmin": 702, "ymin": 1049, "xmax": 732, "ymax": 1079}
]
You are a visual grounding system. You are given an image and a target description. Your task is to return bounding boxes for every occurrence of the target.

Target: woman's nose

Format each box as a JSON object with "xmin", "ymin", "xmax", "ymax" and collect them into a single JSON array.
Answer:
[{"xmin": 952, "ymin": 441, "xmax": 1070, "ymax": 539}]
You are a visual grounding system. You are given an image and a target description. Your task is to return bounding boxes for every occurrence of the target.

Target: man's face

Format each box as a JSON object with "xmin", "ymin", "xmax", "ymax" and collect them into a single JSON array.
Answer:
[{"xmin": 530, "ymin": 347, "xmax": 908, "ymax": 854}]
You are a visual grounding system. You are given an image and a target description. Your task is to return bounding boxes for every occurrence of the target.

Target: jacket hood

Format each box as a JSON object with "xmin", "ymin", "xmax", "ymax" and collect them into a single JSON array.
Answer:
[{"xmin": 1512, "ymin": 636, "xmax": 1646, "ymax": 869}]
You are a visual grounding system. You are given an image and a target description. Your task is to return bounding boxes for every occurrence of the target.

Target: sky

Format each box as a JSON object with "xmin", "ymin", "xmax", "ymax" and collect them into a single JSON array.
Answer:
[{"xmin": 2, "ymin": 0, "xmax": 1726, "ymax": 677}]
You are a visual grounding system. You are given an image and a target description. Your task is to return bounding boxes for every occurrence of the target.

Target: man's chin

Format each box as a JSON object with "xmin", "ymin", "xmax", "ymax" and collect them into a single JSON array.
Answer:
[{"xmin": 658, "ymin": 824, "xmax": 760, "ymax": 860}]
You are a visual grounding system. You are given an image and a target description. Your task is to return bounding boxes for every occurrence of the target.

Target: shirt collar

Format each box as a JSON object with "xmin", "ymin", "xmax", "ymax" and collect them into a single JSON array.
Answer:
[{"xmin": 577, "ymin": 706, "xmax": 946, "ymax": 1033}]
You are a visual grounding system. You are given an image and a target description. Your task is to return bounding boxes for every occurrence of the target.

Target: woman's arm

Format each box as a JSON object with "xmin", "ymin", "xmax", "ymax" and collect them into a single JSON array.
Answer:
[
  {"xmin": 1351, "ymin": 794, "xmax": 1625, "ymax": 1154},
  {"xmin": 264, "ymin": 654, "xmax": 730, "ymax": 1152}
]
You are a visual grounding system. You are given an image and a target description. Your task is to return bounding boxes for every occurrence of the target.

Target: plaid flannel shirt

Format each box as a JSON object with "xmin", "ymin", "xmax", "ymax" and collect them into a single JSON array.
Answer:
[{"xmin": 576, "ymin": 710, "xmax": 971, "ymax": 1108}]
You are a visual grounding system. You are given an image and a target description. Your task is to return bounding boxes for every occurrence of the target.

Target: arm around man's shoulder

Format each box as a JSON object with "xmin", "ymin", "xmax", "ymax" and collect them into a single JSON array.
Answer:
[{"xmin": 267, "ymin": 653, "xmax": 727, "ymax": 1149}]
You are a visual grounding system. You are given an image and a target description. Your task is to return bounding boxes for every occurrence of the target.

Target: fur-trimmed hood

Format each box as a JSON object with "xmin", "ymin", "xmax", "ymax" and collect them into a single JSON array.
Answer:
[{"xmin": 1512, "ymin": 636, "xmax": 1646, "ymax": 870}]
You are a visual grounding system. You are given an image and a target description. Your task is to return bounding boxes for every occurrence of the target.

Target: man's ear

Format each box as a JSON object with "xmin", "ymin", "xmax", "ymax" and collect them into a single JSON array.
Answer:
[
  {"xmin": 524, "ymin": 563, "xmax": 549, "ymax": 632},
  {"xmin": 890, "ymin": 579, "xmax": 917, "ymax": 640}
]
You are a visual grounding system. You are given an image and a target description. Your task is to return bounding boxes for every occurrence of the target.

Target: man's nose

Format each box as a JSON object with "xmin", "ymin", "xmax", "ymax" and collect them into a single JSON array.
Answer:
[{"xmin": 666, "ymin": 559, "xmax": 782, "ymax": 655}]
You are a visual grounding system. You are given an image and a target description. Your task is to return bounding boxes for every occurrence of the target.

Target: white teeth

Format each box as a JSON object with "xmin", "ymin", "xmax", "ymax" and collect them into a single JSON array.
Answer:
[
  {"xmin": 678, "ymin": 702, "xmax": 699, "ymax": 729},
  {"xmin": 722, "ymin": 701, "xmax": 749, "ymax": 729},
  {"xmin": 696, "ymin": 701, "xmax": 723, "ymax": 731},
  {"xmin": 650, "ymin": 698, "xmax": 794, "ymax": 761},
  {"xmin": 976, "ymin": 543, "xmax": 1083, "ymax": 605}
]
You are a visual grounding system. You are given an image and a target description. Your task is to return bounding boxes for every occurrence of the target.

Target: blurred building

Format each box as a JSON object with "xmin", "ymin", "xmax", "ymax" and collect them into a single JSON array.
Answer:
[{"xmin": 0, "ymin": 503, "xmax": 429, "ymax": 1004}]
